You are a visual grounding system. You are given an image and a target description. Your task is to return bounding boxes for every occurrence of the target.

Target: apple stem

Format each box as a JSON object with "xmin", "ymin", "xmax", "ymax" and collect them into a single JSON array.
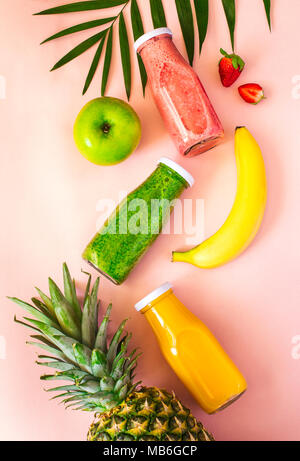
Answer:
[{"xmin": 101, "ymin": 123, "xmax": 111, "ymax": 134}]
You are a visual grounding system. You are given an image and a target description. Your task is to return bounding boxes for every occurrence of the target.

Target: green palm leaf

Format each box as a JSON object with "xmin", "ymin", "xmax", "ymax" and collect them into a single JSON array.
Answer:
[
  {"xmin": 33, "ymin": 0, "xmax": 274, "ymax": 97},
  {"xmin": 41, "ymin": 18, "xmax": 115, "ymax": 44},
  {"xmin": 175, "ymin": 0, "xmax": 194, "ymax": 65},
  {"xmin": 194, "ymin": 0, "xmax": 209, "ymax": 54},
  {"xmin": 101, "ymin": 27, "xmax": 114, "ymax": 96},
  {"xmin": 119, "ymin": 12, "xmax": 131, "ymax": 100},
  {"xmin": 35, "ymin": 1, "xmax": 127, "ymax": 15},
  {"xmin": 263, "ymin": 0, "xmax": 271, "ymax": 31},
  {"xmin": 131, "ymin": 0, "xmax": 144, "ymax": 39},
  {"xmin": 83, "ymin": 34, "xmax": 107, "ymax": 95},
  {"xmin": 131, "ymin": 0, "xmax": 147, "ymax": 95},
  {"xmin": 150, "ymin": 0, "xmax": 167, "ymax": 28},
  {"xmin": 51, "ymin": 31, "xmax": 106, "ymax": 71},
  {"xmin": 222, "ymin": 0, "xmax": 236, "ymax": 51}
]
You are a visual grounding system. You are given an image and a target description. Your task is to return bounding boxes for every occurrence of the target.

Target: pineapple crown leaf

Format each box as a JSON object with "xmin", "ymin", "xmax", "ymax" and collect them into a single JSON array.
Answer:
[
  {"xmin": 62, "ymin": 262, "xmax": 82, "ymax": 319},
  {"xmin": 8, "ymin": 297, "xmax": 58, "ymax": 328},
  {"xmin": 34, "ymin": 287, "xmax": 56, "ymax": 318},
  {"xmin": 81, "ymin": 270, "xmax": 92, "ymax": 305},
  {"xmin": 107, "ymin": 318, "xmax": 128, "ymax": 366},
  {"xmin": 94, "ymin": 303, "xmax": 112, "ymax": 352},
  {"xmin": 10, "ymin": 263, "xmax": 139, "ymax": 413},
  {"xmin": 14, "ymin": 315, "xmax": 40, "ymax": 333}
]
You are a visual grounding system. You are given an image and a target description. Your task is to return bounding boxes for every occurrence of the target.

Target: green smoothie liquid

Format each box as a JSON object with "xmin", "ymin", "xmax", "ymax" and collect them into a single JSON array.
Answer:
[{"xmin": 83, "ymin": 159, "xmax": 193, "ymax": 284}]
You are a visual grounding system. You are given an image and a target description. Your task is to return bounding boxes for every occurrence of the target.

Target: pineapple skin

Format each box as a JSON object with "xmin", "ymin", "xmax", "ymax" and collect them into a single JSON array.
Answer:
[{"xmin": 88, "ymin": 387, "xmax": 214, "ymax": 442}]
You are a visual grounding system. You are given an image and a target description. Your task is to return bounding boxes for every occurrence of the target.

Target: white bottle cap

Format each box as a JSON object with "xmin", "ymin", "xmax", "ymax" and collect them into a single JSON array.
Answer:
[
  {"xmin": 135, "ymin": 282, "xmax": 173, "ymax": 312},
  {"xmin": 159, "ymin": 157, "xmax": 194, "ymax": 187},
  {"xmin": 134, "ymin": 27, "xmax": 173, "ymax": 53}
]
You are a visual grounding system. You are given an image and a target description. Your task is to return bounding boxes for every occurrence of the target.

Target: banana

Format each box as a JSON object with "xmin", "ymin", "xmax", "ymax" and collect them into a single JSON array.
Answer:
[{"xmin": 172, "ymin": 127, "xmax": 267, "ymax": 268}]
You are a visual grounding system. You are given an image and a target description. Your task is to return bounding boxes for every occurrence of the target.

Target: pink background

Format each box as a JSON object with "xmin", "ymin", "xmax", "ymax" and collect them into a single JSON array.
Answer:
[{"xmin": 1, "ymin": 1, "xmax": 300, "ymax": 441}]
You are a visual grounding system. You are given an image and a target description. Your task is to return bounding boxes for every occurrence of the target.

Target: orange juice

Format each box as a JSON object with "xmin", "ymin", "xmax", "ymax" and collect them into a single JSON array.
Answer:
[{"xmin": 135, "ymin": 283, "xmax": 247, "ymax": 414}]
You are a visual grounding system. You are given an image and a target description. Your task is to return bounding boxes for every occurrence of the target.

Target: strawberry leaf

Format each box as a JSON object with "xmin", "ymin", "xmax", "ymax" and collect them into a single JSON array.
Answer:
[
  {"xmin": 220, "ymin": 48, "xmax": 230, "ymax": 58},
  {"xmin": 231, "ymin": 56, "xmax": 238, "ymax": 69}
]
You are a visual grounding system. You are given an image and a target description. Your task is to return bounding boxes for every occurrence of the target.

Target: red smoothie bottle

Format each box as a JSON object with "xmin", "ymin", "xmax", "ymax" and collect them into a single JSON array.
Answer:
[{"xmin": 135, "ymin": 28, "xmax": 224, "ymax": 157}]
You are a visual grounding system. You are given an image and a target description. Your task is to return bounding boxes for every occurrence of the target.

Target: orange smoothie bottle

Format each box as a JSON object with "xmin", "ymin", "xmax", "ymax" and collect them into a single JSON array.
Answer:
[
  {"xmin": 134, "ymin": 28, "xmax": 224, "ymax": 157},
  {"xmin": 135, "ymin": 283, "xmax": 247, "ymax": 414}
]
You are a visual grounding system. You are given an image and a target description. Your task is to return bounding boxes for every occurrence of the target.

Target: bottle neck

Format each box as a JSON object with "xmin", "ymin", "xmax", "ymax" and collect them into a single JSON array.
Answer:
[
  {"xmin": 142, "ymin": 291, "xmax": 196, "ymax": 342},
  {"xmin": 138, "ymin": 35, "xmax": 178, "ymax": 72}
]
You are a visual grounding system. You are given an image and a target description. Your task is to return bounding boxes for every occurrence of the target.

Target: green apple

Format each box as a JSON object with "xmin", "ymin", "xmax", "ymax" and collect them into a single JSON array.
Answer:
[{"xmin": 73, "ymin": 97, "xmax": 142, "ymax": 166}]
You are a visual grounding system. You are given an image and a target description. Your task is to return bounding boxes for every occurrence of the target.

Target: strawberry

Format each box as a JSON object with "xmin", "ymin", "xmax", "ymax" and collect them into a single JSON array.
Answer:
[
  {"xmin": 219, "ymin": 48, "xmax": 245, "ymax": 87},
  {"xmin": 238, "ymin": 83, "xmax": 265, "ymax": 104}
]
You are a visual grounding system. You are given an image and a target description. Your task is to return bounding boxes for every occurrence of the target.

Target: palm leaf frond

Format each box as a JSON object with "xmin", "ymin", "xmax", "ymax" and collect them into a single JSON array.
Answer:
[
  {"xmin": 41, "ymin": 18, "xmax": 115, "ymax": 45},
  {"xmin": 83, "ymin": 34, "xmax": 107, "ymax": 95},
  {"xmin": 119, "ymin": 11, "xmax": 131, "ymax": 100},
  {"xmin": 34, "ymin": 0, "xmax": 273, "ymax": 98},
  {"xmin": 175, "ymin": 0, "xmax": 194, "ymax": 65},
  {"xmin": 101, "ymin": 27, "xmax": 114, "ymax": 96},
  {"xmin": 51, "ymin": 31, "xmax": 106, "ymax": 71},
  {"xmin": 35, "ymin": 1, "xmax": 127, "ymax": 15},
  {"xmin": 222, "ymin": 0, "xmax": 236, "ymax": 51},
  {"xmin": 150, "ymin": 0, "xmax": 167, "ymax": 28},
  {"xmin": 263, "ymin": 0, "xmax": 272, "ymax": 31},
  {"xmin": 131, "ymin": 0, "xmax": 147, "ymax": 95},
  {"xmin": 194, "ymin": 0, "xmax": 209, "ymax": 54}
]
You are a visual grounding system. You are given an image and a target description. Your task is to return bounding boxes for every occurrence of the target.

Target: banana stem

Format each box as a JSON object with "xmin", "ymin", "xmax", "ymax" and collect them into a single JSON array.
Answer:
[{"xmin": 172, "ymin": 251, "xmax": 189, "ymax": 263}]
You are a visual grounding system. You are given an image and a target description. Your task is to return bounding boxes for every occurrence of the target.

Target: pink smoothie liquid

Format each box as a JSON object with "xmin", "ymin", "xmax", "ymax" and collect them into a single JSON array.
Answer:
[{"xmin": 138, "ymin": 32, "xmax": 224, "ymax": 157}]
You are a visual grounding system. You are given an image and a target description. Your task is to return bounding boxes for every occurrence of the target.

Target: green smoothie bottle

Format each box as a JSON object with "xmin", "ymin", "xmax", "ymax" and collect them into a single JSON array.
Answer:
[{"xmin": 83, "ymin": 158, "xmax": 194, "ymax": 285}]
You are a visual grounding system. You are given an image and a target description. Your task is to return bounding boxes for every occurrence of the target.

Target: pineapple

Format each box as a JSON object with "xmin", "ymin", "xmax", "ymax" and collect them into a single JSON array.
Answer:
[{"xmin": 9, "ymin": 263, "xmax": 213, "ymax": 442}]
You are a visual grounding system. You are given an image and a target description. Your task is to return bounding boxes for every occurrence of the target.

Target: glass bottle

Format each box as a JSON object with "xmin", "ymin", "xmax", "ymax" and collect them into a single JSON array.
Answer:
[
  {"xmin": 135, "ymin": 282, "xmax": 247, "ymax": 414},
  {"xmin": 135, "ymin": 28, "xmax": 224, "ymax": 157},
  {"xmin": 83, "ymin": 158, "xmax": 194, "ymax": 285}
]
